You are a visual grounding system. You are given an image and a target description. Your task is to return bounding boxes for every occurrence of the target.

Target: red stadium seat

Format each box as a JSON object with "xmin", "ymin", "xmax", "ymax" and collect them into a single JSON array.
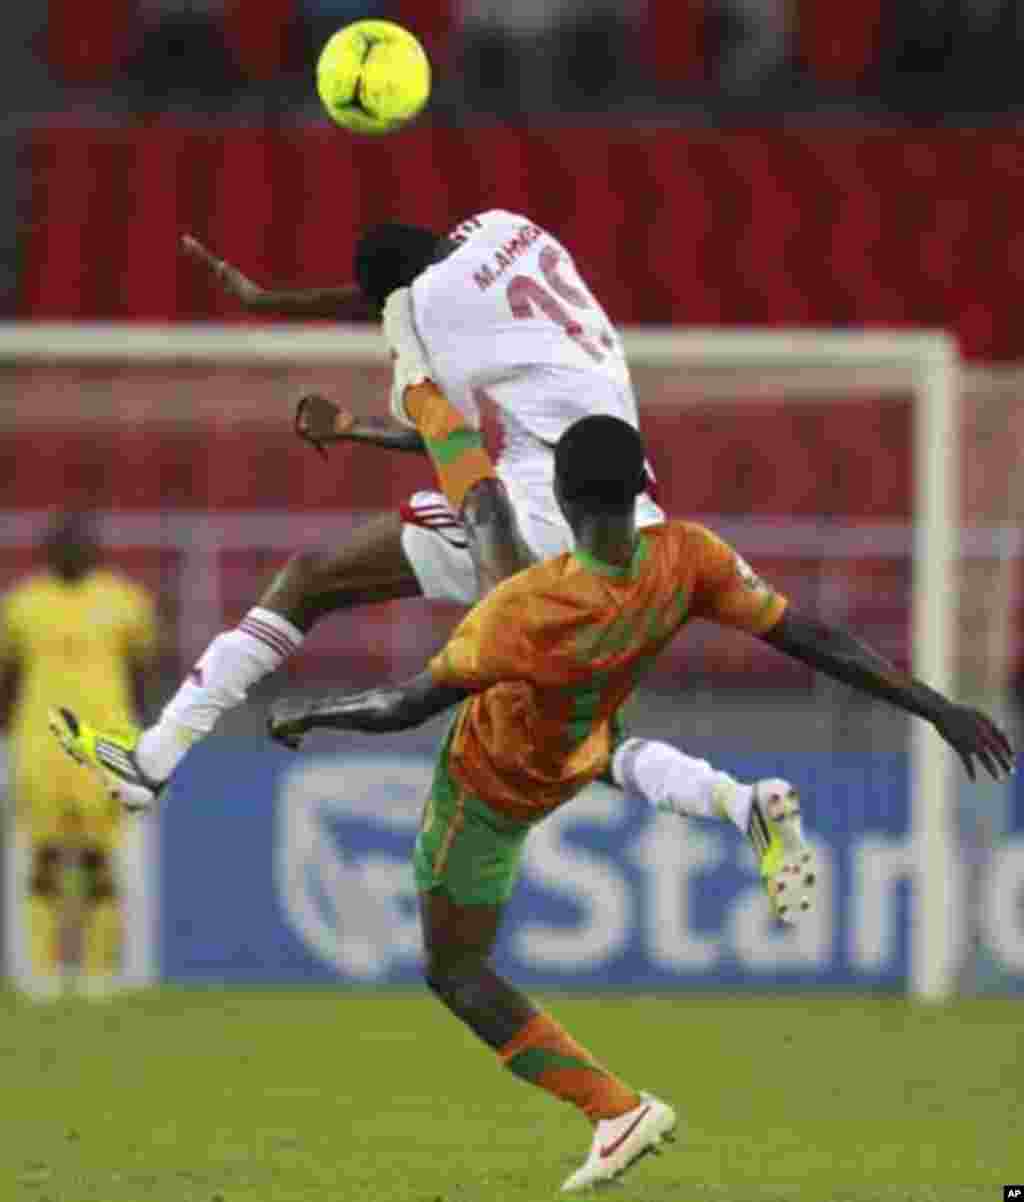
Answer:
[
  {"xmin": 727, "ymin": 133, "xmax": 817, "ymax": 325},
  {"xmin": 642, "ymin": 0, "xmax": 708, "ymax": 87},
  {"xmin": 117, "ymin": 128, "xmax": 192, "ymax": 320},
  {"xmin": 291, "ymin": 128, "xmax": 368, "ymax": 289},
  {"xmin": 20, "ymin": 131, "xmax": 88, "ymax": 317},
  {"xmin": 391, "ymin": 127, "xmax": 461, "ymax": 231},
  {"xmin": 18, "ymin": 125, "xmax": 1024, "ymax": 361},
  {"xmin": 796, "ymin": 0, "xmax": 883, "ymax": 86},
  {"xmin": 634, "ymin": 132, "xmax": 725, "ymax": 325},
  {"xmin": 822, "ymin": 135, "xmax": 912, "ymax": 327},
  {"xmin": 203, "ymin": 131, "xmax": 283, "ymax": 321},
  {"xmin": 22, "ymin": 129, "xmax": 143, "ymax": 318},
  {"xmin": 46, "ymin": 0, "xmax": 138, "ymax": 86},
  {"xmin": 220, "ymin": 0, "xmax": 300, "ymax": 82},
  {"xmin": 395, "ymin": 0, "xmax": 458, "ymax": 66},
  {"xmin": 464, "ymin": 127, "xmax": 537, "ymax": 222}
]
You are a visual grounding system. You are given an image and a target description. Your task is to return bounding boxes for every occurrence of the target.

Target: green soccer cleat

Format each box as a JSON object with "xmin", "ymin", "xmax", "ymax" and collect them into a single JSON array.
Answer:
[
  {"xmin": 48, "ymin": 707, "xmax": 164, "ymax": 812},
  {"xmin": 748, "ymin": 778, "xmax": 817, "ymax": 924}
]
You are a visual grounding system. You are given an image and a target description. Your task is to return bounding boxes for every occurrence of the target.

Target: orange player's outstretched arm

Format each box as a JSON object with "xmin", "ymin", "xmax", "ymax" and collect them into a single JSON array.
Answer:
[
  {"xmin": 180, "ymin": 235, "xmax": 375, "ymax": 321},
  {"xmin": 761, "ymin": 610, "xmax": 1014, "ymax": 782},
  {"xmin": 294, "ymin": 384, "xmax": 532, "ymax": 595},
  {"xmin": 401, "ymin": 382, "xmax": 535, "ymax": 592}
]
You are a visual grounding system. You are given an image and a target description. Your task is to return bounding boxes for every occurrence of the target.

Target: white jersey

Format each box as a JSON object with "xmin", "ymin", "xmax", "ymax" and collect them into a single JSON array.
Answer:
[{"xmin": 409, "ymin": 210, "xmax": 643, "ymax": 516}]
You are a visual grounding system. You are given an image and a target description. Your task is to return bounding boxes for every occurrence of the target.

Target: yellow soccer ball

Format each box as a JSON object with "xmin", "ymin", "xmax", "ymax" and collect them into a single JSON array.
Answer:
[{"xmin": 316, "ymin": 20, "xmax": 431, "ymax": 136}]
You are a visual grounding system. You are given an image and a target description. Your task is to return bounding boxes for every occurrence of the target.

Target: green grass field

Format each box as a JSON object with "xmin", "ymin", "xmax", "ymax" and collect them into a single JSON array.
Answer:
[{"xmin": 2, "ymin": 988, "xmax": 1018, "ymax": 1202}]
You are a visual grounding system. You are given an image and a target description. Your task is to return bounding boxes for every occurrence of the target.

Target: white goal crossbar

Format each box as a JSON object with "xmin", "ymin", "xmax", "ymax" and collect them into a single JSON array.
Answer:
[{"xmin": 0, "ymin": 322, "xmax": 961, "ymax": 1001}]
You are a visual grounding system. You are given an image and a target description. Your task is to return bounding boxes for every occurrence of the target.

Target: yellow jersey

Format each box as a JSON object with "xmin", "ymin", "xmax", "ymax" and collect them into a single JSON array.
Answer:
[
  {"xmin": 429, "ymin": 521, "xmax": 787, "ymax": 823},
  {"xmin": 1, "ymin": 569, "xmax": 157, "ymax": 823}
]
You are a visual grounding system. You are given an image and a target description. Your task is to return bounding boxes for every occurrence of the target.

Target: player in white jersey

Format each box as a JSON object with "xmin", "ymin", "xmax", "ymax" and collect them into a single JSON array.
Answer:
[
  {"xmin": 50, "ymin": 214, "xmax": 827, "ymax": 915},
  {"xmin": 385, "ymin": 211, "xmax": 666, "ymax": 601}
]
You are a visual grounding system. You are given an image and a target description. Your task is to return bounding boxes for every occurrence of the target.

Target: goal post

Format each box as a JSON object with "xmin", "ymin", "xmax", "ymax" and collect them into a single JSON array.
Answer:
[
  {"xmin": 0, "ymin": 322, "xmax": 965, "ymax": 1000},
  {"xmin": 633, "ymin": 329, "xmax": 962, "ymax": 1003}
]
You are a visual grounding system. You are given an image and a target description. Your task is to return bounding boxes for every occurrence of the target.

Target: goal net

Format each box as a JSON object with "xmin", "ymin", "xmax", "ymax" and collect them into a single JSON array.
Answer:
[{"xmin": 1, "ymin": 323, "xmax": 1020, "ymax": 1000}]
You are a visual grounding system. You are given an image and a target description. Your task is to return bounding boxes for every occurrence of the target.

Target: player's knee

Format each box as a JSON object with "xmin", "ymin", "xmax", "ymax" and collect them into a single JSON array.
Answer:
[
  {"xmin": 29, "ymin": 844, "xmax": 61, "ymax": 897},
  {"xmin": 260, "ymin": 551, "xmax": 336, "ymax": 629},
  {"xmin": 272, "ymin": 549, "xmax": 366, "ymax": 618},
  {"xmin": 270, "ymin": 550, "xmax": 333, "ymax": 601}
]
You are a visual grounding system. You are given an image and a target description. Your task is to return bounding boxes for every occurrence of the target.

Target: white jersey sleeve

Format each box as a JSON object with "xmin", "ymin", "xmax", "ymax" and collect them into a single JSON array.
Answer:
[{"xmin": 409, "ymin": 211, "xmax": 638, "ymax": 448}]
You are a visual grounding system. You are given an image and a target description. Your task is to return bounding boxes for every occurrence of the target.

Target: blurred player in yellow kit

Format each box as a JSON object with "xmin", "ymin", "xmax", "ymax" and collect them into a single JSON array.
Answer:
[{"xmin": 0, "ymin": 514, "xmax": 157, "ymax": 999}]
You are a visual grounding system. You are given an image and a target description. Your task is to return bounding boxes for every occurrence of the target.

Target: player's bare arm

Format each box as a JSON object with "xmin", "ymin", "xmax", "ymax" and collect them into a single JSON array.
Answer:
[
  {"xmin": 762, "ymin": 609, "xmax": 1014, "ymax": 781},
  {"xmin": 269, "ymin": 669, "xmax": 467, "ymax": 747},
  {"xmin": 295, "ymin": 387, "xmax": 532, "ymax": 588},
  {"xmin": 181, "ymin": 235, "xmax": 375, "ymax": 320},
  {"xmin": 461, "ymin": 478, "xmax": 536, "ymax": 594},
  {"xmin": 294, "ymin": 393, "xmax": 425, "ymax": 455}
]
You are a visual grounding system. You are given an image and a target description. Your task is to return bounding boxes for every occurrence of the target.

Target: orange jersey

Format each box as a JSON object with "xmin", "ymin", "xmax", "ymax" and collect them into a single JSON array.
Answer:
[{"xmin": 429, "ymin": 521, "xmax": 787, "ymax": 822}]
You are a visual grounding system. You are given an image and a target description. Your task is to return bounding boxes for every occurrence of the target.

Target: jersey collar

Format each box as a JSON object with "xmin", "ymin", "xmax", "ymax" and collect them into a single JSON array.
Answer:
[{"xmin": 573, "ymin": 535, "xmax": 648, "ymax": 579}]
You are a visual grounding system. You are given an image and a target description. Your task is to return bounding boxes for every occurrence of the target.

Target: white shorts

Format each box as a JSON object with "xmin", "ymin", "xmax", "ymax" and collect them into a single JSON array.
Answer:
[{"xmin": 399, "ymin": 488, "xmax": 667, "ymax": 605}]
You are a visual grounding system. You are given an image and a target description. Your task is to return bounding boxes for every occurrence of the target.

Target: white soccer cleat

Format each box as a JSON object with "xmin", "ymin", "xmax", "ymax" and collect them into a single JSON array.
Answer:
[
  {"xmin": 748, "ymin": 778, "xmax": 817, "ymax": 924},
  {"xmin": 560, "ymin": 1092, "xmax": 677, "ymax": 1192}
]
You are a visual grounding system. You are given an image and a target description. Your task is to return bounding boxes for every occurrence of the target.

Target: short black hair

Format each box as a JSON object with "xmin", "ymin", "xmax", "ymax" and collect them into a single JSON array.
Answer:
[
  {"xmin": 44, "ymin": 510, "xmax": 99, "ymax": 578},
  {"xmin": 555, "ymin": 415, "xmax": 647, "ymax": 509},
  {"xmin": 353, "ymin": 222, "xmax": 447, "ymax": 310}
]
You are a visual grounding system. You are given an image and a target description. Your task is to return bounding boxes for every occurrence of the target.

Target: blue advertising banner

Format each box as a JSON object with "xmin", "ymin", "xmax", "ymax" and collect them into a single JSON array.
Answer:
[{"xmin": 160, "ymin": 736, "xmax": 1024, "ymax": 989}]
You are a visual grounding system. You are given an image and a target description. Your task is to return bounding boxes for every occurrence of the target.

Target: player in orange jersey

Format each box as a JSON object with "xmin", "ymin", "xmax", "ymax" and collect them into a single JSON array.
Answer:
[{"xmin": 269, "ymin": 410, "xmax": 1012, "ymax": 1192}]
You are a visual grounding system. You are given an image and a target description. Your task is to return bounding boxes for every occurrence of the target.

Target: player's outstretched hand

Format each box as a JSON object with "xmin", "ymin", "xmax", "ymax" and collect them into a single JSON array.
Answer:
[
  {"xmin": 294, "ymin": 393, "xmax": 355, "ymax": 457},
  {"xmin": 180, "ymin": 234, "xmax": 265, "ymax": 306},
  {"xmin": 931, "ymin": 702, "xmax": 1015, "ymax": 781}
]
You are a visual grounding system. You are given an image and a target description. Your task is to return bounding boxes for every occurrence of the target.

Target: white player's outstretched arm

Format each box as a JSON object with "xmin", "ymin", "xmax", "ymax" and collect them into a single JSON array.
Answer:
[
  {"xmin": 181, "ymin": 235, "xmax": 375, "ymax": 320},
  {"xmin": 294, "ymin": 394, "xmax": 425, "ymax": 455}
]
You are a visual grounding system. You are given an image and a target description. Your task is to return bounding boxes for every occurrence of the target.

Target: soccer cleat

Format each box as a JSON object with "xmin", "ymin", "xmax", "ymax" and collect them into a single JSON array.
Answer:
[
  {"xmin": 560, "ymin": 1092, "xmax": 677, "ymax": 1192},
  {"xmin": 748, "ymin": 778, "xmax": 816, "ymax": 924},
  {"xmin": 48, "ymin": 707, "xmax": 164, "ymax": 812}
]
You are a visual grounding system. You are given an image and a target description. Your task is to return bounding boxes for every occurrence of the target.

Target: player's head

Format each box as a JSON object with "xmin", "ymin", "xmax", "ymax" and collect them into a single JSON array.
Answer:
[
  {"xmin": 553, "ymin": 416, "xmax": 647, "ymax": 522},
  {"xmin": 44, "ymin": 511, "xmax": 99, "ymax": 581},
  {"xmin": 354, "ymin": 223, "xmax": 457, "ymax": 310}
]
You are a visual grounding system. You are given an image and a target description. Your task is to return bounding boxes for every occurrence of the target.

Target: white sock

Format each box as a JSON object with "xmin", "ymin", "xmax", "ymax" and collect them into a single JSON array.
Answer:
[
  {"xmin": 611, "ymin": 737, "xmax": 753, "ymax": 833},
  {"xmin": 136, "ymin": 607, "xmax": 303, "ymax": 782}
]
